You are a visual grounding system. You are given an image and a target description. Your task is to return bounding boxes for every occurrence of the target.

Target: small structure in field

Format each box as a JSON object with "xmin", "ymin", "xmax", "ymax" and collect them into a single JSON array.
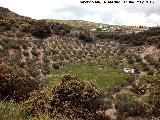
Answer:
[
  {"xmin": 90, "ymin": 28, "xmax": 96, "ymax": 31},
  {"xmin": 123, "ymin": 68, "xmax": 134, "ymax": 74}
]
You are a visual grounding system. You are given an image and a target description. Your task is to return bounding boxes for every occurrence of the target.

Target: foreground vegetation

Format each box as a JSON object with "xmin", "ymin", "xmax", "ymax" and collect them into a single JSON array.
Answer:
[
  {"xmin": 0, "ymin": 6, "xmax": 160, "ymax": 120},
  {"xmin": 0, "ymin": 61, "xmax": 160, "ymax": 120}
]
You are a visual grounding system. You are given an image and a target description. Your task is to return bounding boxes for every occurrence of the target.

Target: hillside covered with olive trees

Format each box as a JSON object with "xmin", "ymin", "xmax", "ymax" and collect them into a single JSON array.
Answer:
[{"xmin": 0, "ymin": 7, "xmax": 160, "ymax": 120}]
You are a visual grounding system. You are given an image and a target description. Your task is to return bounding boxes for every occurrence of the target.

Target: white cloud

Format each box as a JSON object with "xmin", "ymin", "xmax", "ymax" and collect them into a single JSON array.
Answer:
[
  {"xmin": 109, "ymin": 11, "xmax": 147, "ymax": 26},
  {"xmin": 0, "ymin": 0, "xmax": 160, "ymax": 26},
  {"xmin": 80, "ymin": 14, "xmax": 103, "ymax": 23}
]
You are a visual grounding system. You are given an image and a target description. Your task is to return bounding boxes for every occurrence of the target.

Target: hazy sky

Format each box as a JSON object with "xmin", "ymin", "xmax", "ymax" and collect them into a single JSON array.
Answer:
[{"xmin": 0, "ymin": 0, "xmax": 160, "ymax": 26}]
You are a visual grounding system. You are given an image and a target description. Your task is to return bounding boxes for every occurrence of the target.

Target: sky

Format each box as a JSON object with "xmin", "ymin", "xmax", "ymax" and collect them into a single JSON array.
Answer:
[{"xmin": 0, "ymin": 0, "xmax": 160, "ymax": 26}]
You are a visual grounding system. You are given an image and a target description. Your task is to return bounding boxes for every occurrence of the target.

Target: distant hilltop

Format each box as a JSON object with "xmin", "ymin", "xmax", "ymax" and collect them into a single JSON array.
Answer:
[{"xmin": 0, "ymin": 6, "xmax": 148, "ymax": 36}]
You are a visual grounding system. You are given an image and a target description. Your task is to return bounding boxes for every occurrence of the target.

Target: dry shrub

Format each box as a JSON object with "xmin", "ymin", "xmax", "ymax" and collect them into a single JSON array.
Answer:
[
  {"xmin": 131, "ymin": 84, "xmax": 147, "ymax": 95},
  {"xmin": 27, "ymin": 86, "xmax": 53, "ymax": 116},
  {"xmin": 78, "ymin": 32, "xmax": 94, "ymax": 42},
  {"xmin": 115, "ymin": 93, "xmax": 152, "ymax": 118},
  {"xmin": 0, "ymin": 64, "xmax": 42, "ymax": 101},
  {"xmin": 28, "ymin": 74, "xmax": 108, "ymax": 120},
  {"xmin": 23, "ymin": 20, "xmax": 51, "ymax": 38},
  {"xmin": 116, "ymin": 82, "xmax": 160, "ymax": 118},
  {"xmin": 49, "ymin": 22, "xmax": 71, "ymax": 36},
  {"xmin": 148, "ymin": 83, "xmax": 160, "ymax": 116}
]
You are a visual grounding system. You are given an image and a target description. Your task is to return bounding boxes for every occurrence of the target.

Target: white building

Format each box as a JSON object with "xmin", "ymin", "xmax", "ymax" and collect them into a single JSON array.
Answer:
[
  {"xmin": 99, "ymin": 25, "xmax": 103, "ymax": 28},
  {"xmin": 102, "ymin": 28, "xmax": 107, "ymax": 31}
]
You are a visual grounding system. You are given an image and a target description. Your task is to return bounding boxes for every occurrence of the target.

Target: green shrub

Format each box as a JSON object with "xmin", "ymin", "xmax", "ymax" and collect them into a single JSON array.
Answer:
[
  {"xmin": 115, "ymin": 93, "xmax": 152, "ymax": 117},
  {"xmin": 28, "ymin": 74, "xmax": 107, "ymax": 120},
  {"xmin": 31, "ymin": 47, "xmax": 39, "ymax": 56},
  {"xmin": 131, "ymin": 84, "xmax": 147, "ymax": 95},
  {"xmin": 134, "ymin": 55, "xmax": 142, "ymax": 62},
  {"xmin": 133, "ymin": 66, "xmax": 140, "ymax": 74},
  {"xmin": 96, "ymin": 32, "xmax": 116, "ymax": 39},
  {"xmin": 42, "ymin": 63, "xmax": 51, "ymax": 75},
  {"xmin": 28, "ymin": 66, "xmax": 41, "ymax": 77},
  {"xmin": 16, "ymin": 31, "xmax": 26, "ymax": 38},
  {"xmin": 0, "ymin": 100, "xmax": 28, "ymax": 120},
  {"xmin": 52, "ymin": 62, "xmax": 61, "ymax": 69},
  {"xmin": 142, "ymin": 63, "xmax": 150, "ymax": 71},
  {"xmin": 78, "ymin": 32, "xmax": 93, "ymax": 42},
  {"xmin": 49, "ymin": 22, "xmax": 71, "ymax": 36},
  {"xmin": 127, "ymin": 58, "xmax": 134, "ymax": 64},
  {"xmin": 157, "ymin": 42, "xmax": 160, "ymax": 49},
  {"xmin": 0, "ymin": 64, "xmax": 42, "ymax": 101},
  {"xmin": 148, "ymin": 83, "xmax": 160, "ymax": 116},
  {"xmin": 0, "ymin": 20, "xmax": 11, "ymax": 31},
  {"xmin": 147, "ymin": 69, "xmax": 154, "ymax": 75},
  {"xmin": 144, "ymin": 55, "xmax": 152, "ymax": 62},
  {"xmin": 23, "ymin": 20, "xmax": 51, "ymax": 38}
]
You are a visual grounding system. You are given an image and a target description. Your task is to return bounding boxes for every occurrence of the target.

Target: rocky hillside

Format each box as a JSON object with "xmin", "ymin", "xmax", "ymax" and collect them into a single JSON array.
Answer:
[
  {"xmin": 0, "ymin": 7, "xmax": 160, "ymax": 120},
  {"xmin": 0, "ymin": 7, "xmax": 121, "ymax": 79}
]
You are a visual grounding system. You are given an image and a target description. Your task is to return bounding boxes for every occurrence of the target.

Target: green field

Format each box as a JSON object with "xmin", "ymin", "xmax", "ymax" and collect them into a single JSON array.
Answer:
[{"xmin": 46, "ymin": 62, "xmax": 133, "ymax": 90}]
